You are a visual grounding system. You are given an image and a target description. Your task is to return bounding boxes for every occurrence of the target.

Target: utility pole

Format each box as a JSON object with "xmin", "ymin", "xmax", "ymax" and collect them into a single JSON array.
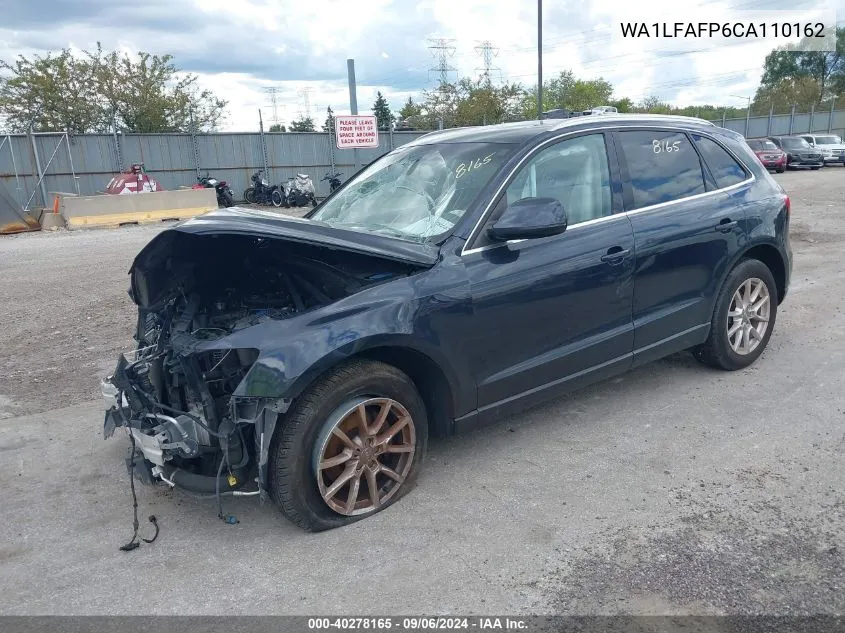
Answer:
[
  {"xmin": 347, "ymin": 59, "xmax": 360, "ymax": 174},
  {"xmin": 537, "ymin": 0, "xmax": 543, "ymax": 120}
]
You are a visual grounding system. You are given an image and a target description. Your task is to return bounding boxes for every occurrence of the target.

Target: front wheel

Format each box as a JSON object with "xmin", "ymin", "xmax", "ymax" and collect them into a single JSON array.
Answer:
[
  {"xmin": 269, "ymin": 360, "xmax": 428, "ymax": 532},
  {"xmin": 243, "ymin": 187, "xmax": 255, "ymax": 204},
  {"xmin": 811, "ymin": 166, "xmax": 821, "ymax": 170},
  {"xmin": 271, "ymin": 189, "xmax": 284, "ymax": 207},
  {"xmin": 776, "ymin": 166, "xmax": 785, "ymax": 173},
  {"xmin": 693, "ymin": 259, "xmax": 777, "ymax": 371}
]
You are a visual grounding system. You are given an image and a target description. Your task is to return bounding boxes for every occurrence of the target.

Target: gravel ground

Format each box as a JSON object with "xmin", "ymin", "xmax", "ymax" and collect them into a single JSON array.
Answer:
[{"xmin": 0, "ymin": 170, "xmax": 843, "ymax": 615}]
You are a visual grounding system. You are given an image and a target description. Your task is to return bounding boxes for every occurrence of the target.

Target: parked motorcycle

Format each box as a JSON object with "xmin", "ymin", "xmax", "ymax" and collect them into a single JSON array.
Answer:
[
  {"xmin": 194, "ymin": 172, "xmax": 234, "ymax": 207},
  {"xmin": 322, "ymin": 171, "xmax": 343, "ymax": 194},
  {"xmin": 244, "ymin": 170, "xmax": 283, "ymax": 206},
  {"xmin": 283, "ymin": 173, "xmax": 318, "ymax": 208}
]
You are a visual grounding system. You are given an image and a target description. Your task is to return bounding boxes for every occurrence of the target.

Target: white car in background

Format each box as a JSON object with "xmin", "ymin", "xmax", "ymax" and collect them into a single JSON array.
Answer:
[{"xmin": 800, "ymin": 134, "xmax": 845, "ymax": 166}]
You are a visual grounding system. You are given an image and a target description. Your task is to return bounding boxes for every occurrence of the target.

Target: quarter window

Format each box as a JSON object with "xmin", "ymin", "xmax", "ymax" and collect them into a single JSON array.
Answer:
[
  {"xmin": 618, "ymin": 130, "xmax": 706, "ymax": 209},
  {"xmin": 692, "ymin": 134, "xmax": 747, "ymax": 188},
  {"xmin": 504, "ymin": 133, "xmax": 612, "ymax": 226}
]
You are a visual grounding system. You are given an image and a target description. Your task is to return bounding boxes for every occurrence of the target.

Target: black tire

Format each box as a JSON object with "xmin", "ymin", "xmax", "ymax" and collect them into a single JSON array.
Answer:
[
  {"xmin": 271, "ymin": 189, "xmax": 284, "ymax": 207},
  {"xmin": 222, "ymin": 191, "xmax": 234, "ymax": 207},
  {"xmin": 694, "ymin": 259, "xmax": 778, "ymax": 371},
  {"xmin": 811, "ymin": 166, "xmax": 821, "ymax": 170},
  {"xmin": 243, "ymin": 187, "xmax": 255, "ymax": 204},
  {"xmin": 776, "ymin": 167, "xmax": 785, "ymax": 173},
  {"xmin": 269, "ymin": 359, "xmax": 428, "ymax": 532}
]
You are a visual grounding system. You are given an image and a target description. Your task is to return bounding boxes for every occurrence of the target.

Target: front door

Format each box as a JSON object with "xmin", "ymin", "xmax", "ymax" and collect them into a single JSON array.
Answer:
[{"xmin": 461, "ymin": 132, "xmax": 636, "ymax": 417}]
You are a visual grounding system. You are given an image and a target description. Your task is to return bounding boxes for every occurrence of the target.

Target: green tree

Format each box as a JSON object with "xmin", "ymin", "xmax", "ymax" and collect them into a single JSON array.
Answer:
[
  {"xmin": 452, "ymin": 78, "xmax": 524, "ymax": 126},
  {"xmin": 268, "ymin": 123, "xmax": 286, "ymax": 132},
  {"xmin": 609, "ymin": 97, "xmax": 634, "ymax": 113},
  {"xmin": 0, "ymin": 44, "xmax": 227, "ymax": 133},
  {"xmin": 290, "ymin": 116, "xmax": 316, "ymax": 132},
  {"xmin": 322, "ymin": 106, "xmax": 335, "ymax": 132},
  {"xmin": 520, "ymin": 71, "xmax": 614, "ymax": 118},
  {"xmin": 398, "ymin": 96, "xmax": 423, "ymax": 120},
  {"xmin": 0, "ymin": 47, "xmax": 102, "ymax": 133},
  {"xmin": 760, "ymin": 28, "xmax": 845, "ymax": 101},
  {"xmin": 753, "ymin": 76, "xmax": 825, "ymax": 113},
  {"xmin": 372, "ymin": 91, "xmax": 394, "ymax": 129}
]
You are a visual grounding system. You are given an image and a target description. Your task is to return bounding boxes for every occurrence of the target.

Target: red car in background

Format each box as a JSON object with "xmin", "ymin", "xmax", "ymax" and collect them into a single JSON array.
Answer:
[{"xmin": 746, "ymin": 138, "xmax": 786, "ymax": 173}]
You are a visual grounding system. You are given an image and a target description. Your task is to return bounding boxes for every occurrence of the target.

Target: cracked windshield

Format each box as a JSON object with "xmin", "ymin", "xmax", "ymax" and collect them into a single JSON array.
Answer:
[{"xmin": 310, "ymin": 142, "xmax": 516, "ymax": 241}]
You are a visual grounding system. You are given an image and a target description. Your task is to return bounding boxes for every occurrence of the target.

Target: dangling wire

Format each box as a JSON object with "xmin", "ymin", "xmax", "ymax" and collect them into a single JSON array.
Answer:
[{"xmin": 118, "ymin": 398, "xmax": 160, "ymax": 552}]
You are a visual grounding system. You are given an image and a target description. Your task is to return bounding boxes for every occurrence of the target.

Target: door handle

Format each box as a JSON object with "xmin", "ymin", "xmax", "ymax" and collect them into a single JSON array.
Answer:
[
  {"xmin": 715, "ymin": 219, "xmax": 738, "ymax": 233},
  {"xmin": 600, "ymin": 247, "xmax": 630, "ymax": 265}
]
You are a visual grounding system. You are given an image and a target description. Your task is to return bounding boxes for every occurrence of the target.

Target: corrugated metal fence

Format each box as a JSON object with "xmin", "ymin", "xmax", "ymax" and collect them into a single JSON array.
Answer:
[
  {"xmin": 0, "ymin": 130, "xmax": 429, "ymax": 210},
  {"xmin": 3, "ymin": 107, "xmax": 845, "ymax": 211}
]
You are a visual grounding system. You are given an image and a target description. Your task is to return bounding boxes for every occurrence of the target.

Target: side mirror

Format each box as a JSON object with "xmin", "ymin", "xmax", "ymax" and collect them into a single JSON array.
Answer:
[{"xmin": 488, "ymin": 197, "xmax": 568, "ymax": 242}]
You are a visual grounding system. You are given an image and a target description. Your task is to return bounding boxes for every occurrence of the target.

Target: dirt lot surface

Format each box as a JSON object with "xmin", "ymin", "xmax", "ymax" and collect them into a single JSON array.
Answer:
[{"xmin": 0, "ymin": 171, "xmax": 843, "ymax": 615}]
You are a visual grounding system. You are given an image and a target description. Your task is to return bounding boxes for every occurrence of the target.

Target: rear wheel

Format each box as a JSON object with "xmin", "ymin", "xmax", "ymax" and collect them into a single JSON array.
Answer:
[
  {"xmin": 694, "ymin": 259, "xmax": 777, "ymax": 371},
  {"xmin": 243, "ymin": 187, "xmax": 255, "ymax": 204},
  {"xmin": 269, "ymin": 360, "xmax": 428, "ymax": 531},
  {"xmin": 812, "ymin": 166, "xmax": 821, "ymax": 170},
  {"xmin": 221, "ymin": 191, "xmax": 234, "ymax": 207},
  {"xmin": 271, "ymin": 189, "xmax": 284, "ymax": 207}
]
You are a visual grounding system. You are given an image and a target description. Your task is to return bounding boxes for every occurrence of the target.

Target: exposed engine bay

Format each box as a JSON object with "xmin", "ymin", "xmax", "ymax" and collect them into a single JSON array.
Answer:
[{"xmin": 102, "ymin": 229, "xmax": 420, "ymax": 509}]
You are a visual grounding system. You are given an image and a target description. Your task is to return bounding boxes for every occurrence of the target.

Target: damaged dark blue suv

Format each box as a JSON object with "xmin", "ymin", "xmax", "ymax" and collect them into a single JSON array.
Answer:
[{"xmin": 103, "ymin": 114, "xmax": 792, "ymax": 531}]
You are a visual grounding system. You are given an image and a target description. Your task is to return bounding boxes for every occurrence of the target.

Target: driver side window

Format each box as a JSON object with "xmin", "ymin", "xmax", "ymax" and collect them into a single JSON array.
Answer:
[{"xmin": 505, "ymin": 133, "xmax": 612, "ymax": 227}]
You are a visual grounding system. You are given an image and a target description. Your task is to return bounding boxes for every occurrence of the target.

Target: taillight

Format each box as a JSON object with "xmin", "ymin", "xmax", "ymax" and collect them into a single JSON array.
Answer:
[{"xmin": 784, "ymin": 194, "xmax": 790, "ymax": 216}]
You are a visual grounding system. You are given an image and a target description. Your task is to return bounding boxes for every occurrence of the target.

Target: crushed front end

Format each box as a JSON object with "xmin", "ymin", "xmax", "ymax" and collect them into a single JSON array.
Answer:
[{"xmin": 102, "ymin": 221, "xmax": 424, "ymax": 507}]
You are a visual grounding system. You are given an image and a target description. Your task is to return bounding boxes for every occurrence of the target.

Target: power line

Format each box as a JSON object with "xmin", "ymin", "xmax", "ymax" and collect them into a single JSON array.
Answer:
[{"xmin": 297, "ymin": 87, "xmax": 313, "ymax": 119}]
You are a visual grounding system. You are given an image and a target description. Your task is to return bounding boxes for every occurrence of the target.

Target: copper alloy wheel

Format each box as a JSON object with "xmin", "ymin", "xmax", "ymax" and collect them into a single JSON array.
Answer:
[{"xmin": 314, "ymin": 397, "xmax": 416, "ymax": 516}]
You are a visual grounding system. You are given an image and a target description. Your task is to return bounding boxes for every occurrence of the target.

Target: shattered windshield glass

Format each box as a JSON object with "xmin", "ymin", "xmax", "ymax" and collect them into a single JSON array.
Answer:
[{"xmin": 310, "ymin": 142, "xmax": 517, "ymax": 241}]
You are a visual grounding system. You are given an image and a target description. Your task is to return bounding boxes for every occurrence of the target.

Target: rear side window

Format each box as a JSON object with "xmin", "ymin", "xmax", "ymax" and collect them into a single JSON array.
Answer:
[
  {"xmin": 746, "ymin": 139, "xmax": 762, "ymax": 150},
  {"xmin": 692, "ymin": 135, "xmax": 748, "ymax": 188},
  {"xmin": 617, "ymin": 130, "xmax": 706, "ymax": 209}
]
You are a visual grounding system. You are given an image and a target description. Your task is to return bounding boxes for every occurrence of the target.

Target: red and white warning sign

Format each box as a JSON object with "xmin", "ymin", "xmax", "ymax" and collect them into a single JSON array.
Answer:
[{"xmin": 335, "ymin": 115, "xmax": 379, "ymax": 149}]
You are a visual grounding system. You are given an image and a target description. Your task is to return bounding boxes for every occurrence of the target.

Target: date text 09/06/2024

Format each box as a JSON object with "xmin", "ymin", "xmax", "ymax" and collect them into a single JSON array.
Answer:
[
  {"xmin": 620, "ymin": 22, "xmax": 825, "ymax": 38},
  {"xmin": 307, "ymin": 617, "xmax": 528, "ymax": 630}
]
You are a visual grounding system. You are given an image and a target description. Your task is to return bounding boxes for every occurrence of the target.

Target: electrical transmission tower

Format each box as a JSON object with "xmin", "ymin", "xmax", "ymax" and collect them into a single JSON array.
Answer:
[
  {"xmin": 474, "ymin": 40, "xmax": 500, "ymax": 85},
  {"xmin": 297, "ymin": 87, "xmax": 314, "ymax": 120},
  {"xmin": 263, "ymin": 87, "xmax": 281, "ymax": 124},
  {"xmin": 427, "ymin": 38, "xmax": 457, "ymax": 87}
]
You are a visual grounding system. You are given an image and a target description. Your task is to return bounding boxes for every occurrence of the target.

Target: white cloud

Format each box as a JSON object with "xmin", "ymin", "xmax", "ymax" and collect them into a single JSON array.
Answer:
[{"xmin": 2, "ymin": 0, "xmax": 844, "ymax": 130}]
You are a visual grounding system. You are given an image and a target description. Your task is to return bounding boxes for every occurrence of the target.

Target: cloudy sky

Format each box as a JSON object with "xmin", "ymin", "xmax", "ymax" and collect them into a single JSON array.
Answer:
[{"xmin": 1, "ymin": 0, "xmax": 842, "ymax": 131}]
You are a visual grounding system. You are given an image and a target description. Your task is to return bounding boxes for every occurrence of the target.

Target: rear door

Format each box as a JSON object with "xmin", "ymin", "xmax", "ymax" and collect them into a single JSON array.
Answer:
[{"xmin": 614, "ymin": 128, "xmax": 752, "ymax": 364}]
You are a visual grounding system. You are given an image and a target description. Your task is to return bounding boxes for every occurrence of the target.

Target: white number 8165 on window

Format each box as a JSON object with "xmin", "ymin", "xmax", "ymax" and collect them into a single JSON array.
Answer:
[{"xmin": 653, "ymin": 139, "xmax": 681, "ymax": 154}]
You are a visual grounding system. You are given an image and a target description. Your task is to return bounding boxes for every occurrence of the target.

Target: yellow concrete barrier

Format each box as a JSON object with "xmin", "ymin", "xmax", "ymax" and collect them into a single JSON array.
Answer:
[{"xmin": 59, "ymin": 189, "xmax": 218, "ymax": 229}]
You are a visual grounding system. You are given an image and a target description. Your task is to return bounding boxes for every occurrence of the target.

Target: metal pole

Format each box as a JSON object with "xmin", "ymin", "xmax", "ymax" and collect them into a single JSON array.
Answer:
[
  {"xmin": 112, "ymin": 117, "xmax": 123, "ymax": 172},
  {"xmin": 829, "ymin": 97, "xmax": 835, "ymax": 132},
  {"xmin": 190, "ymin": 108, "xmax": 201, "ymax": 179},
  {"xmin": 328, "ymin": 111, "xmax": 336, "ymax": 177},
  {"xmin": 722, "ymin": 110, "xmax": 726, "ymax": 127},
  {"xmin": 29, "ymin": 127, "xmax": 47, "ymax": 207},
  {"xmin": 64, "ymin": 131, "xmax": 80, "ymax": 195},
  {"xmin": 8, "ymin": 136, "xmax": 24, "ymax": 208},
  {"xmin": 258, "ymin": 109, "xmax": 269, "ymax": 177},
  {"xmin": 809, "ymin": 103, "xmax": 815, "ymax": 133},
  {"xmin": 347, "ymin": 58, "xmax": 361, "ymax": 174},
  {"xmin": 537, "ymin": 0, "xmax": 543, "ymax": 120},
  {"xmin": 789, "ymin": 104, "xmax": 796, "ymax": 134},
  {"xmin": 388, "ymin": 121, "xmax": 394, "ymax": 150},
  {"xmin": 767, "ymin": 103, "xmax": 773, "ymax": 136},
  {"xmin": 744, "ymin": 97, "xmax": 750, "ymax": 138}
]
